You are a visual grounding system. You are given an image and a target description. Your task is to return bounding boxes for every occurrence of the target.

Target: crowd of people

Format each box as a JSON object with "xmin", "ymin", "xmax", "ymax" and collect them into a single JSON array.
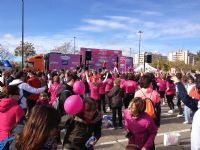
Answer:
[{"xmin": 0, "ymin": 66, "xmax": 200, "ymax": 150}]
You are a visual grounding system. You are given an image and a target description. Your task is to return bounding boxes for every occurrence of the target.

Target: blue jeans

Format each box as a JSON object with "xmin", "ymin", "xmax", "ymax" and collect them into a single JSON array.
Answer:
[{"xmin": 184, "ymin": 105, "xmax": 191, "ymax": 122}]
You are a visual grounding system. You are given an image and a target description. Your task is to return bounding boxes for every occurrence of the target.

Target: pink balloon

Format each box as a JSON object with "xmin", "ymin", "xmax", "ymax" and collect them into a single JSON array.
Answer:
[
  {"xmin": 73, "ymin": 81, "xmax": 85, "ymax": 95},
  {"xmin": 64, "ymin": 95, "xmax": 83, "ymax": 115}
]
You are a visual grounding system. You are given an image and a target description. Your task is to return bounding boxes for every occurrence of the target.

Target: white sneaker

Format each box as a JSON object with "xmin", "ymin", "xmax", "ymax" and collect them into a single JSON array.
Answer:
[
  {"xmin": 183, "ymin": 121, "xmax": 189, "ymax": 124},
  {"xmin": 168, "ymin": 110, "xmax": 173, "ymax": 114},
  {"xmin": 177, "ymin": 114, "xmax": 184, "ymax": 118}
]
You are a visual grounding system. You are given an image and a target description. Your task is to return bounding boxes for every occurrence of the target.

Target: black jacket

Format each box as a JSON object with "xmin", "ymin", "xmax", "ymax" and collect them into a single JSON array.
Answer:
[
  {"xmin": 63, "ymin": 113, "xmax": 102, "ymax": 150},
  {"xmin": 57, "ymin": 83, "xmax": 74, "ymax": 116},
  {"xmin": 107, "ymin": 86, "xmax": 124, "ymax": 108}
]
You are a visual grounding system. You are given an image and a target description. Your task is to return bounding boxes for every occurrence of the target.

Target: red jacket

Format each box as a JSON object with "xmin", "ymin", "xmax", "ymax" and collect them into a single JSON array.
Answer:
[{"xmin": 27, "ymin": 76, "xmax": 41, "ymax": 101}]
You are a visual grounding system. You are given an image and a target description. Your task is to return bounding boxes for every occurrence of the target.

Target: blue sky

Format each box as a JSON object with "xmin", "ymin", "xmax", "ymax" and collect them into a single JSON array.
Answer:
[{"xmin": 1, "ymin": 0, "xmax": 200, "ymax": 57}]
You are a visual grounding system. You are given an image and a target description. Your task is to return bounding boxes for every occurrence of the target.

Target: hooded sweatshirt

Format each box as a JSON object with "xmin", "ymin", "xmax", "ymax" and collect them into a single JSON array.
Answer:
[{"xmin": 0, "ymin": 98, "xmax": 24, "ymax": 140}]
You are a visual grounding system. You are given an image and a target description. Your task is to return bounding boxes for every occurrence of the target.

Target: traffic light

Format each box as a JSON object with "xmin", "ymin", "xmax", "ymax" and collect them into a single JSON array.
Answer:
[{"xmin": 146, "ymin": 54, "xmax": 152, "ymax": 63}]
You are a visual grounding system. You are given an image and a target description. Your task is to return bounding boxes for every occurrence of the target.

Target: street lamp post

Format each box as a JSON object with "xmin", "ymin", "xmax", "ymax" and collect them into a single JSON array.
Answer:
[
  {"xmin": 21, "ymin": 0, "xmax": 24, "ymax": 69},
  {"xmin": 138, "ymin": 30, "xmax": 143, "ymax": 65},
  {"xmin": 73, "ymin": 36, "xmax": 76, "ymax": 54},
  {"xmin": 143, "ymin": 52, "xmax": 146, "ymax": 72}
]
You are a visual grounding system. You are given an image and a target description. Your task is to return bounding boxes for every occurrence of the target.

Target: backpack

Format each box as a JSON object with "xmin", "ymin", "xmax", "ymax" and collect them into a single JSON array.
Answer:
[
  {"xmin": 140, "ymin": 90, "xmax": 157, "ymax": 120},
  {"xmin": 0, "ymin": 116, "xmax": 26, "ymax": 150},
  {"xmin": 0, "ymin": 136, "xmax": 15, "ymax": 150},
  {"xmin": 110, "ymin": 88, "xmax": 124, "ymax": 108},
  {"xmin": 189, "ymin": 86, "xmax": 200, "ymax": 99}
]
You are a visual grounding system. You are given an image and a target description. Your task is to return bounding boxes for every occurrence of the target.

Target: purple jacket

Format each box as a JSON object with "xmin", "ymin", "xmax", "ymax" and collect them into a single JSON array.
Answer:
[{"xmin": 124, "ymin": 109, "xmax": 157, "ymax": 149}]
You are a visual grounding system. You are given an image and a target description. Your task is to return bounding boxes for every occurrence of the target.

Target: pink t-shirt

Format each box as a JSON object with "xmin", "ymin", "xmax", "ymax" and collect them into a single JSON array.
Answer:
[
  {"xmin": 89, "ymin": 82, "xmax": 100, "ymax": 100},
  {"xmin": 0, "ymin": 98, "xmax": 25, "ymax": 140},
  {"xmin": 105, "ymin": 78, "xmax": 113, "ymax": 92},
  {"xmin": 48, "ymin": 82, "xmax": 61, "ymax": 104},
  {"xmin": 122, "ymin": 80, "xmax": 138, "ymax": 94},
  {"xmin": 98, "ymin": 80, "xmax": 106, "ymax": 94},
  {"xmin": 80, "ymin": 72, "xmax": 86, "ymax": 83},
  {"xmin": 166, "ymin": 81, "xmax": 175, "ymax": 95},
  {"xmin": 157, "ymin": 78, "xmax": 166, "ymax": 91},
  {"xmin": 120, "ymin": 79, "xmax": 126, "ymax": 88},
  {"xmin": 134, "ymin": 88, "xmax": 160, "ymax": 104}
]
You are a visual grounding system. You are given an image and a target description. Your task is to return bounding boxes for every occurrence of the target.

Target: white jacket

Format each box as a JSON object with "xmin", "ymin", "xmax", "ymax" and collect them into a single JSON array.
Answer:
[{"xmin": 9, "ymin": 79, "xmax": 46, "ymax": 109}]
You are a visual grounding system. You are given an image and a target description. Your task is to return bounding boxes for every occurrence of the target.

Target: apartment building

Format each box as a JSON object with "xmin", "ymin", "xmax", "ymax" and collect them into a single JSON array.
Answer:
[{"xmin": 168, "ymin": 50, "xmax": 195, "ymax": 65}]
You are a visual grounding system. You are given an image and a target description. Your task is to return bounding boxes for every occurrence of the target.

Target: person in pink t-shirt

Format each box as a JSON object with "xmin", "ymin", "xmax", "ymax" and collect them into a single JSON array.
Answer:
[
  {"xmin": 124, "ymin": 97, "xmax": 157, "ymax": 149},
  {"xmin": 86, "ymin": 71, "xmax": 108, "ymax": 112},
  {"xmin": 166, "ymin": 76, "xmax": 176, "ymax": 114},
  {"xmin": 102, "ymin": 60, "xmax": 107, "ymax": 70},
  {"xmin": 122, "ymin": 73, "xmax": 138, "ymax": 108},
  {"xmin": 105, "ymin": 73, "xmax": 114, "ymax": 93},
  {"xmin": 104, "ymin": 73, "xmax": 114, "ymax": 111},
  {"xmin": 156, "ymin": 73, "xmax": 166, "ymax": 105},
  {"xmin": 48, "ymin": 75, "xmax": 61, "ymax": 105},
  {"xmin": 99, "ymin": 74, "xmax": 107, "ymax": 113}
]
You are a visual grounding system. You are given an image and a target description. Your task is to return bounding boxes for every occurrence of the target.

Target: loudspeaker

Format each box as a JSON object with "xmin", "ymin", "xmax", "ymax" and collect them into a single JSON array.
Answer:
[
  {"xmin": 85, "ymin": 51, "xmax": 91, "ymax": 60},
  {"xmin": 80, "ymin": 55, "xmax": 82, "ymax": 64},
  {"xmin": 116, "ymin": 57, "xmax": 119, "ymax": 68},
  {"xmin": 44, "ymin": 54, "xmax": 49, "ymax": 70},
  {"xmin": 146, "ymin": 55, "xmax": 152, "ymax": 63}
]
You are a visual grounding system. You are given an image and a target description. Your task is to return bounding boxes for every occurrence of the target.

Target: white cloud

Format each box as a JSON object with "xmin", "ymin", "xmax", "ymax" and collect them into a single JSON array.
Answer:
[
  {"xmin": 77, "ymin": 26, "xmax": 103, "ymax": 32},
  {"xmin": 2, "ymin": 15, "xmax": 200, "ymax": 59},
  {"xmin": 105, "ymin": 16, "xmax": 140, "ymax": 24},
  {"xmin": 137, "ymin": 10, "xmax": 162, "ymax": 16},
  {"xmin": 82, "ymin": 18, "xmax": 127, "ymax": 30}
]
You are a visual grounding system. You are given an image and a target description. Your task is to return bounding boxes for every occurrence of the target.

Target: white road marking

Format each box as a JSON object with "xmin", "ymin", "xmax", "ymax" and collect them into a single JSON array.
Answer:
[
  {"xmin": 97, "ymin": 128, "xmax": 191, "ymax": 146},
  {"xmin": 161, "ymin": 116, "xmax": 184, "ymax": 120}
]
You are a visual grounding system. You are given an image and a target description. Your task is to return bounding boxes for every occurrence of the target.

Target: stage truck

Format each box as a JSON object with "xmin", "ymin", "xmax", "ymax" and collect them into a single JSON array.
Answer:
[{"xmin": 25, "ymin": 48, "xmax": 133, "ymax": 72}]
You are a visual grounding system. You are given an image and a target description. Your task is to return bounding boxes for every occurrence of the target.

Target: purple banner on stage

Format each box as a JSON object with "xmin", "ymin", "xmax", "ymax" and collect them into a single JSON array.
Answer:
[
  {"xmin": 49, "ymin": 53, "xmax": 62, "ymax": 70},
  {"xmin": 49, "ymin": 53, "xmax": 80, "ymax": 70},
  {"xmin": 80, "ymin": 47, "xmax": 122, "ymax": 70},
  {"xmin": 62, "ymin": 54, "xmax": 80, "ymax": 70},
  {"xmin": 119, "ymin": 56, "xmax": 126, "ymax": 72},
  {"xmin": 126, "ymin": 57, "xmax": 133, "ymax": 68}
]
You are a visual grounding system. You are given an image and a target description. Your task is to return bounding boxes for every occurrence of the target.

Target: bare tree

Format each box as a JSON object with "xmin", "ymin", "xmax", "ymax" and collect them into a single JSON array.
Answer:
[
  {"xmin": 51, "ymin": 42, "xmax": 73, "ymax": 54},
  {"xmin": 0, "ymin": 44, "xmax": 13, "ymax": 60}
]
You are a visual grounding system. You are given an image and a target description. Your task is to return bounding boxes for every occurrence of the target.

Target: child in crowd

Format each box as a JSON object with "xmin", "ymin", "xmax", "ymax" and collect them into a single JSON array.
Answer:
[
  {"xmin": 124, "ymin": 97, "xmax": 157, "ymax": 150},
  {"xmin": 36, "ymin": 92, "xmax": 49, "ymax": 105}
]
